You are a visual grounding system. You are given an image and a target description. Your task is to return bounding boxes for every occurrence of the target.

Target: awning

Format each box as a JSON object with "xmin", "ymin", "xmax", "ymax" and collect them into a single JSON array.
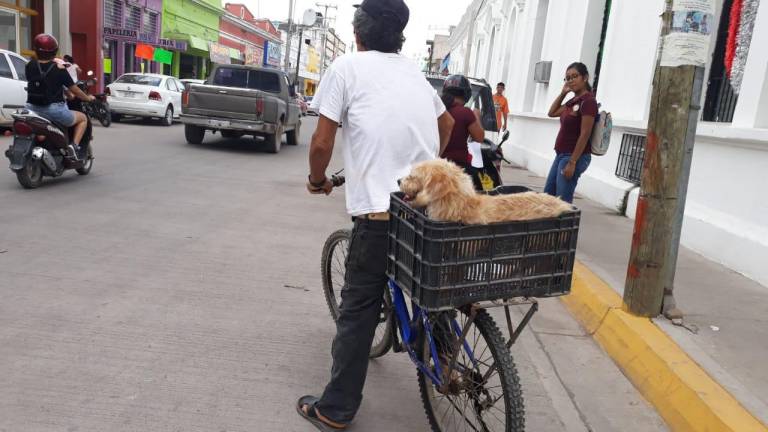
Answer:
[{"xmin": 189, "ymin": 36, "xmax": 210, "ymax": 52}]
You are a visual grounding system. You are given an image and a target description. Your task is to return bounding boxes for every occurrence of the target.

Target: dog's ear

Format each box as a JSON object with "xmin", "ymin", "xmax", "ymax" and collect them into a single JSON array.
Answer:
[{"xmin": 423, "ymin": 168, "xmax": 452, "ymax": 201}]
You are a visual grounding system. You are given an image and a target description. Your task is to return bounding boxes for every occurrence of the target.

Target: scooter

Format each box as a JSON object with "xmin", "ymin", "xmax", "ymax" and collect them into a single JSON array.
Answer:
[
  {"xmin": 3, "ymin": 104, "xmax": 94, "ymax": 189},
  {"xmin": 475, "ymin": 130, "xmax": 511, "ymax": 191}
]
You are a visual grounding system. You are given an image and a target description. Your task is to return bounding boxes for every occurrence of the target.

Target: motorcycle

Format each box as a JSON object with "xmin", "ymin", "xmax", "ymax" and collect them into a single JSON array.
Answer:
[
  {"xmin": 68, "ymin": 71, "xmax": 111, "ymax": 127},
  {"xmin": 3, "ymin": 103, "xmax": 94, "ymax": 189},
  {"xmin": 474, "ymin": 130, "xmax": 511, "ymax": 191}
]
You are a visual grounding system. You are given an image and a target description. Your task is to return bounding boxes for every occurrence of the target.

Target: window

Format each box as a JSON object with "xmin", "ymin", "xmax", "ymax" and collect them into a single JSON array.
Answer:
[
  {"xmin": 213, "ymin": 67, "xmax": 248, "ymax": 88},
  {"xmin": 0, "ymin": 8, "xmax": 18, "ymax": 52},
  {"xmin": 9, "ymin": 54, "xmax": 26, "ymax": 80},
  {"xmin": 703, "ymin": 0, "xmax": 738, "ymax": 122},
  {"xmin": 0, "ymin": 54, "xmax": 12, "ymax": 79},
  {"xmin": 143, "ymin": 11, "xmax": 158, "ymax": 35},
  {"xmin": 166, "ymin": 79, "xmax": 176, "ymax": 91},
  {"xmin": 248, "ymin": 70, "xmax": 281, "ymax": 92},
  {"xmin": 125, "ymin": 5, "xmax": 141, "ymax": 31},
  {"xmin": 104, "ymin": 0, "xmax": 123, "ymax": 28},
  {"xmin": 115, "ymin": 74, "xmax": 162, "ymax": 86}
]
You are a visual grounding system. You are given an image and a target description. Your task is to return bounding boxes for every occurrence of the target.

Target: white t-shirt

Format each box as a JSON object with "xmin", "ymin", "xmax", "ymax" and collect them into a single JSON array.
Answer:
[
  {"xmin": 66, "ymin": 63, "xmax": 79, "ymax": 82},
  {"xmin": 311, "ymin": 51, "xmax": 446, "ymax": 216}
]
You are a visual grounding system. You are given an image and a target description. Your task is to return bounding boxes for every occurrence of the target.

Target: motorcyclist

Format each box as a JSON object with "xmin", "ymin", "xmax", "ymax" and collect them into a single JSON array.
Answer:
[
  {"xmin": 25, "ymin": 34, "xmax": 94, "ymax": 160},
  {"xmin": 441, "ymin": 74, "xmax": 485, "ymax": 190}
]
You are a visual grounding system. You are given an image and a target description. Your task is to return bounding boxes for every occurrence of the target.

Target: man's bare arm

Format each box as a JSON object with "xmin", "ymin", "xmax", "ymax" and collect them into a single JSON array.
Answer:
[
  {"xmin": 437, "ymin": 111, "xmax": 455, "ymax": 156},
  {"xmin": 308, "ymin": 114, "xmax": 339, "ymax": 194}
]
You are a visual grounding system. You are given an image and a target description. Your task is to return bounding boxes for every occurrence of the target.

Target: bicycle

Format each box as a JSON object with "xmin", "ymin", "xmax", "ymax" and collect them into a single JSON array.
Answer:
[{"xmin": 320, "ymin": 174, "xmax": 580, "ymax": 432}]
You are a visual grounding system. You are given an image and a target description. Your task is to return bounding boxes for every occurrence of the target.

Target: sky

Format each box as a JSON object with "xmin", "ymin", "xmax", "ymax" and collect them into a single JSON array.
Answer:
[{"xmin": 234, "ymin": 0, "xmax": 473, "ymax": 59}]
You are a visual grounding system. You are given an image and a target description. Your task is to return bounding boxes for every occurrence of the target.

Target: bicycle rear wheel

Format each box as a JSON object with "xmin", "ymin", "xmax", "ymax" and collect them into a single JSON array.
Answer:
[
  {"xmin": 321, "ymin": 229, "xmax": 392, "ymax": 358},
  {"xmin": 417, "ymin": 308, "xmax": 524, "ymax": 432}
]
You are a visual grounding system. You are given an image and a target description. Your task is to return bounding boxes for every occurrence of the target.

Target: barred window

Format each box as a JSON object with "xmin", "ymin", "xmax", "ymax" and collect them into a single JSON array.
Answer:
[
  {"xmin": 143, "ymin": 11, "xmax": 158, "ymax": 35},
  {"xmin": 104, "ymin": 0, "xmax": 123, "ymax": 28},
  {"xmin": 125, "ymin": 5, "xmax": 141, "ymax": 31}
]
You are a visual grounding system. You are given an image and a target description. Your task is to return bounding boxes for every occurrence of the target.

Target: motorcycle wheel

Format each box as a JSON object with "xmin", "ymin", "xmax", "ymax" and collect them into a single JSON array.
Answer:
[
  {"xmin": 76, "ymin": 145, "xmax": 93, "ymax": 176},
  {"xmin": 99, "ymin": 111, "xmax": 112, "ymax": 128},
  {"xmin": 16, "ymin": 159, "xmax": 43, "ymax": 189}
]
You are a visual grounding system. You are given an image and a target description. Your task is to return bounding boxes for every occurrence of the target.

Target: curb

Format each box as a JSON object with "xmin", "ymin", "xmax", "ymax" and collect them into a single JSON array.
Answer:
[{"xmin": 561, "ymin": 261, "xmax": 768, "ymax": 432}]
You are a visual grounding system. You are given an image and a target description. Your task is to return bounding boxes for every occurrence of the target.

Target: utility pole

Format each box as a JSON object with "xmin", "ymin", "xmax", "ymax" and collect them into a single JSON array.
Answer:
[
  {"xmin": 315, "ymin": 2, "xmax": 337, "ymax": 79},
  {"xmin": 623, "ymin": 0, "xmax": 710, "ymax": 317},
  {"xmin": 283, "ymin": 0, "xmax": 296, "ymax": 72}
]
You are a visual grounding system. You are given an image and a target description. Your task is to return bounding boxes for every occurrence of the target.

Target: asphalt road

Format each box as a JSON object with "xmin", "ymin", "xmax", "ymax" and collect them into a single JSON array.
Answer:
[{"xmin": 0, "ymin": 117, "xmax": 667, "ymax": 432}]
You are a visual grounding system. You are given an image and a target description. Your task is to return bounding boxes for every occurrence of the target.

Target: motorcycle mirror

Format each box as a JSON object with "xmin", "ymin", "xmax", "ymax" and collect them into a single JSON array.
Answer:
[
  {"xmin": 503, "ymin": 130, "xmax": 510, "ymax": 140},
  {"xmin": 87, "ymin": 70, "xmax": 94, "ymax": 76}
]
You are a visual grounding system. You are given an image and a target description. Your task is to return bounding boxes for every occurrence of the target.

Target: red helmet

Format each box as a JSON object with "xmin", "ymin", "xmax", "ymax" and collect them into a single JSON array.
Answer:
[{"xmin": 33, "ymin": 34, "xmax": 59, "ymax": 55}]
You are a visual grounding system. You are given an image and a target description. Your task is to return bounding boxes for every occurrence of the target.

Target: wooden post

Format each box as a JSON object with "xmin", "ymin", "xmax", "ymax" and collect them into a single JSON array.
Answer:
[{"xmin": 623, "ymin": 0, "xmax": 706, "ymax": 317}]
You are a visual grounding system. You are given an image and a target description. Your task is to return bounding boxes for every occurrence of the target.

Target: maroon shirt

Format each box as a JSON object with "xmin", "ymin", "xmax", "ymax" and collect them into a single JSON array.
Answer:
[
  {"xmin": 555, "ymin": 92, "xmax": 598, "ymax": 154},
  {"xmin": 443, "ymin": 102, "xmax": 477, "ymax": 165}
]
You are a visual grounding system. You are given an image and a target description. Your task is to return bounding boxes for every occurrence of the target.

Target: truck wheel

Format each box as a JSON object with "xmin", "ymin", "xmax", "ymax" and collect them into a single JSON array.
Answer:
[
  {"xmin": 265, "ymin": 126, "xmax": 283, "ymax": 154},
  {"xmin": 221, "ymin": 130, "xmax": 243, "ymax": 140},
  {"xmin": 286, "ymin": 121, "xmax": 300, "ymax": 146},
  {"xmin": 185, "ymin": 124, "xmax": 205, "ymax": 144}
]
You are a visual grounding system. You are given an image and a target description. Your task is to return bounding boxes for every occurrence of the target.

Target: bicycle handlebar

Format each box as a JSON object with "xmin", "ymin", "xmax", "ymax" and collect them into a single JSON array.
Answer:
[{"xmin": 331, "ymin": 175, "xmax": 345, "ymax": 187}]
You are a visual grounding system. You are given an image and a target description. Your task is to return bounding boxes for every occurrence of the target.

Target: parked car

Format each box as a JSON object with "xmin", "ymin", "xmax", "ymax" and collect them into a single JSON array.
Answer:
[
  {"xmin": 304, "ymin": 95, "xmax": 318, "ymax": 116},
  {"xmin": 106, "ymin": 73, "xmax": 184, "ymax": 126},
  {"xmin": 0, "ymin": 49, "xmax": 29, "ymax": 127},
  {"xmin": 181, "ymin": 64, "xmax": 302, "ymax": 153},
  {"xmin": 295, "ymin": 94, "xmax": 308, "ymax": 116},
  {"xmin": 426, "ymin": 73, "xmax": 499, "ymax": 132}
]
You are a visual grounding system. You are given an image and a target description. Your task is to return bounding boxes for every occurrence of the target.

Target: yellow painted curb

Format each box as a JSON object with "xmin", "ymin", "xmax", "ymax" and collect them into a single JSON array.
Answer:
[{"xmin": 561, "ymin": 260, "xmax": 768, "ymax": 432}]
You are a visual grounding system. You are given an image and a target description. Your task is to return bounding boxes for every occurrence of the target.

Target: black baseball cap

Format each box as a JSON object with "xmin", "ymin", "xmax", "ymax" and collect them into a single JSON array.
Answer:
[{"xmin": 354, "ymin": 0, "xmax": 410, "ymax": 31}]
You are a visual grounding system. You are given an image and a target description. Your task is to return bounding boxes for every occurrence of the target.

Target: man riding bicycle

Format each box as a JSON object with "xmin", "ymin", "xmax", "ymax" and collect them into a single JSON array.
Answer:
[{"xmin": 298, "ymin": 0, "xmax": 454, "ymax": 429}]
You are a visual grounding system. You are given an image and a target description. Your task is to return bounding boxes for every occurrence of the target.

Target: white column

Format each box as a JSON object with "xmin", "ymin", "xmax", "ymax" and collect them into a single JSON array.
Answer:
[
  {"xmin": 732, "ymin": 0, "xmax": 768, "ymax": 128},
  {"xmin": 44, "ymin": 0, "xmax": 53, "ymax": 33}
]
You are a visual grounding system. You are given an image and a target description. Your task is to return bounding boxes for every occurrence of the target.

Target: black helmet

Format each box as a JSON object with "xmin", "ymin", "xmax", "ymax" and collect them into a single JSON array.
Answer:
[{"xmin": 443, "ymin": 74, "xmax": 472, "ymax": 102}]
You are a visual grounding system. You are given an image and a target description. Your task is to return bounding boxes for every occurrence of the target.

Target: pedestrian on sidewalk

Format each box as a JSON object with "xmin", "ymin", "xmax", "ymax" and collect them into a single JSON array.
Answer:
[
  {"xmin": 493, "ymin": 82, "xmax": 509, "ymax": 132},
  {"xmin": 299, "ymin": 0, "xmax": 455, "ymax": 430},
  {"xmin": 545, "ymin": 62, "xmax": 597, "ymax": 203},
  {"xmin": 441, "ymin": 74, "xmax": 485, "ymax": 191}
]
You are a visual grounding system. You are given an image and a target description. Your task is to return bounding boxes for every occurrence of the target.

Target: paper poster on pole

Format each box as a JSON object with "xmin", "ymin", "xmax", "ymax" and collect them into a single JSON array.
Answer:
[{"xmin": 660, "ymin": 0, "xmax": 715, "ymax": 67}]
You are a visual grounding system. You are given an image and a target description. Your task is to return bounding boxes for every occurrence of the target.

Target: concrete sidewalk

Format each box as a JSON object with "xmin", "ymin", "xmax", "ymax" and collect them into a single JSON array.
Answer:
[{"xmin": 500, "ymin": 163, "xmax": 768, "ymax": 429}]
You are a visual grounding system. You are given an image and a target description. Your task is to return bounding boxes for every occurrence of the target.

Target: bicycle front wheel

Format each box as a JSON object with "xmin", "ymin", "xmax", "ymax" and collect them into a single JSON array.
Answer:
[
  {"xmin": 320, "ymin": 229, "xmax": 392, "ymax": 359},
  {"xmin": 418, "ymin": 308, "xmax": 525, "ymax": 432}
]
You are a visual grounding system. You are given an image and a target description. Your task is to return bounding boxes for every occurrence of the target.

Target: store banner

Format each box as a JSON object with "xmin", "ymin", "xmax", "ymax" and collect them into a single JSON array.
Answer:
[
  {"xmin": 135, "ymin": 43, "xmax": 155, "ymax": 60},
  {"xmin": 264, "ymin": 41, "xmax": 282, "ymax": 67},
  {"xmin": 209, "ymin": 42, "xmax": 231, "ymax": 64},
  {"xmin": 153, "ymin": 48, "xmax": 173, "ymax": 65},
  {"xmin": 246, "ymin": 45, "xmax": 265, "ymax": 66}
]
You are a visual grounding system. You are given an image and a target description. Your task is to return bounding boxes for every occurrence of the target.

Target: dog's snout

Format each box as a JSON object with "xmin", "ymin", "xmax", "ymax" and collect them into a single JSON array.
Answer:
[{"xmin": 397, "ymin": 178, "xmax": 402, "ymax": 186}]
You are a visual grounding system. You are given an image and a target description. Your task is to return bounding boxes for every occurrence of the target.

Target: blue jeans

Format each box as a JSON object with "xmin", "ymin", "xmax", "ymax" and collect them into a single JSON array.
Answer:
[{"xmin": 544, "ymin": 153, "xmax": 591, "ymax": 203}]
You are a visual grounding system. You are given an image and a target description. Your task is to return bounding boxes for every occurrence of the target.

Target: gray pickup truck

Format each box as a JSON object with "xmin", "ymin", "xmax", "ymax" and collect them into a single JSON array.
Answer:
[{"xmin": 181, "ymin": 65, "xmax": 301, "ymax": 153}]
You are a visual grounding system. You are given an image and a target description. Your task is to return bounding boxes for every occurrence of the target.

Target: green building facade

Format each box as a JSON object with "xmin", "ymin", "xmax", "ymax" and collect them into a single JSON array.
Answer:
[{"xmin": 161, "ymin": 0, "xmax": 222, "ymax": 79}]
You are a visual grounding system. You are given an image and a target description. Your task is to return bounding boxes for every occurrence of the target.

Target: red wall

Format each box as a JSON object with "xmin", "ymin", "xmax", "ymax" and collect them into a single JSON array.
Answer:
[{"xmin": 69, "ymin": 0, "xmax": 102, "ymax": 90}]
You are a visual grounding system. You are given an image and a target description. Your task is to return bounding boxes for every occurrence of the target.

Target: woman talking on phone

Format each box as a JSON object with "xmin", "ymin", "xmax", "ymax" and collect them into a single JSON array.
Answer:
[{"xmin": 545, "ymin": 62, "xmax": 597, "ymax": 203}]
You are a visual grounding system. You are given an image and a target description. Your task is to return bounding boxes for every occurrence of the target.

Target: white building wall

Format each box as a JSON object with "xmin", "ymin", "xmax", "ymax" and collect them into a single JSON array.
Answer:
[{"xmin": 449, "ymin": 0, "xmax": 768, "ymax": 288}]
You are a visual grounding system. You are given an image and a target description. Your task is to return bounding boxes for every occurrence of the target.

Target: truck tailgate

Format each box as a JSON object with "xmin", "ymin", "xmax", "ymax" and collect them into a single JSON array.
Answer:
[{"xmin": 185, "ymin": 85, "xmax": 263, "ymax": 121}]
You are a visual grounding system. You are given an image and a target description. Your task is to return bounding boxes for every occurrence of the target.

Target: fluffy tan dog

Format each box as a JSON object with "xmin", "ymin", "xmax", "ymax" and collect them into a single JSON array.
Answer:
[{"xmin": 399, "ymin": 159, "xmax": 573, "ymax": 224}]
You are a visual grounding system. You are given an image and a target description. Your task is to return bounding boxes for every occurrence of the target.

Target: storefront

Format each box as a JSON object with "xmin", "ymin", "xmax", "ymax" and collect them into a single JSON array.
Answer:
[
  {"xmin": 101, "ymin": 0, "xmax": 164, "ymax": 84},
  {"xmin": 162, "ymin": 0, "xmax": 222, "ymax": 79},
  {"xmin": 0, "ymin": 0, "xmax": 70, "ymax": 57}
]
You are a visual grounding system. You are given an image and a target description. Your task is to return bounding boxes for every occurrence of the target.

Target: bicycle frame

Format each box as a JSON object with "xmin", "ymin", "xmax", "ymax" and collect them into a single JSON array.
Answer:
[{"xmin": 387, "ymin": 280, "xmax": 478, "ymax": 389}]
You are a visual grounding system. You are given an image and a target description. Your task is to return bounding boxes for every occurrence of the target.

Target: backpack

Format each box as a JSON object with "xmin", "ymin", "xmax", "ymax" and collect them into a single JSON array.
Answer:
[
  {"xmin": 590, "ymin": 109, "xmax": 612, "ymax": 156},
  {"xmin": 27, "ymin": 61, "xmax": 57, "ymax": 106}
]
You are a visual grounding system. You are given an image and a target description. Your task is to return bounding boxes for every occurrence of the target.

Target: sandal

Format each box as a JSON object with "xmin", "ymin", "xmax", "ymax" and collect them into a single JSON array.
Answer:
[{"xmin": 296, "ymin": 395, "xmax": 348, "ymax": 431}]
